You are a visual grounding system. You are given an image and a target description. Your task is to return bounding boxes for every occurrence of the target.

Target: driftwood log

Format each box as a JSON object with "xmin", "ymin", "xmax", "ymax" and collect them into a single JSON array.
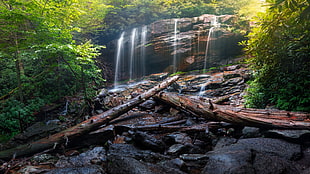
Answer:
[
  {"xmin": 0, "ymin": 76, "xmax": 179, "ymax": 159},
  {"xmin": 156, "ymin": 92, "xmax": 310, "ymax": 130}
]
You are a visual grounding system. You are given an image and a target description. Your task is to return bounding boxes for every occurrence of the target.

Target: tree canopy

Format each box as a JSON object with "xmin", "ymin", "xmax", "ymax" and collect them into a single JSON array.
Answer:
[
  {"xmin": 243, "ymin": 0, "xmax": 310, "ymax": 112},
  {"xmin": 0, "ymin": 0, "xmax": 107, "ymax": 136}
]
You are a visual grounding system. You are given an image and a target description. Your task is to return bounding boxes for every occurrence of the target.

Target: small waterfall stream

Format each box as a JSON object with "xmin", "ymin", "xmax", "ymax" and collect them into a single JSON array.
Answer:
[
  {"xmin": 114, "ymin": 32, "xmax": 125, "ymax": 88},
  {"xmin": 129, "ymin": 28, "xmax": 137, "ymax": 80},
  {"xmin": 199, "ymin": 16, "xmax": 220, "ymax": 96},
  {"xmin": 141, "ymin": 26, "xmax": 147, "ymax": 77},
  {"xmin": 203, "ymin": 27, "xmax": 215, "ymax": 72},
  {"xmin": 173, "ymin": 19, "xmax": 178, "ymax": 73}
]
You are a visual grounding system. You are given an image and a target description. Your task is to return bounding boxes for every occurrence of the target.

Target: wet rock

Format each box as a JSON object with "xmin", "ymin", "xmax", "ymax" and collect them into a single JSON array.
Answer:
[
  {"xmin": 253, "ymin": 153, "xmax": 301, "ymax": 174},
  {"xmin": 8, "ymin": 122, "xmax": 63, "ymax": 146},
  {"xmin": 179, "ymin": 154, "xmax": 208, "ymax": 163},
  {"xmin": 167, "ymin": 144, "xmax": 187, "ymax": 155},
  {"xmin": 46, "ymin": 165, "xmax": 105, "ymax": 174},
  {"xmin": 241, "ymin": 127, "xmax": 261, "ymax": 138},
  {"xmin": 202, "ymin": 138, "xmax": 302, "ymax": 174},
  {"xmin": 55, "ymin": 147, "xmax": 106, "ymax": 168},
  {"xmin": 213, "ymin": 137, "xmax": 237, "ymax": 150},
  {"xmin": 108, "ymin": 144, "xmax": 168, "ymax": 163},
  {"xmin": 140, "ymin": 99, "xmax": 157, "ymax": 110},
  {"xmin": 159, "ymin": 158, "xmax": 186, "ymax": 171},
  {"xmin": 264, "ymin": 129, "xmax": 310, "ymax": 143},
  {"xmin": 223, "ymin": 73, "xmax": 241, "ymax": 80},
  {"xmin": 296, "ymin": 147, "xmax": 310, "ymax": 170},
  {"xmin": 133, "ymin": 131, "xmax": 165, "ymax": 152},
  {"xmin": 108, "ymin": 155, "xmax": 185, "ymax": 174},
  {"xmin": 163, "ymin": 133, "xmax": 192, "ymax": 146},
  {"xmin": 222, "ymin": 77, "xmax": 243, "ymax": 87},
  {"xmin": 236, "ymin": 138, "xmax": 301, "ymax": 160},
  {"xmin": 107, "ymin": 144, "xmax": 184, "ymax": 174},
  {"xmin": 223, "ymin": 65, "xmax": 240, "ymax": 71},
  {"xmin": 202, "ymin": 148, "xmax": 254, "ymax": 174}
]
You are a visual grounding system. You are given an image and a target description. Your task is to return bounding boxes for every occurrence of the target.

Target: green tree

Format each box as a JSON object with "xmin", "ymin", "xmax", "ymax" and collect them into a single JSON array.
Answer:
[
  {"xmin": 0, "ymin": 0, "xmax": 107, "ymax": 136},
  {"xmin": 244, "ymin": 0, "xmax": 310, "ymax": 112}
]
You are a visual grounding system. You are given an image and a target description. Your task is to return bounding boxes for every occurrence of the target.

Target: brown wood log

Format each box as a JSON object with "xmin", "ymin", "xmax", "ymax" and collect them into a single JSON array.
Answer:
[
  {"xmin": 156, "ymin": 92, "xmax": 310, "ymax": 130},
  {"xmin": 0, "ymin": 76, "xmax": 179, "ymax": 159}
]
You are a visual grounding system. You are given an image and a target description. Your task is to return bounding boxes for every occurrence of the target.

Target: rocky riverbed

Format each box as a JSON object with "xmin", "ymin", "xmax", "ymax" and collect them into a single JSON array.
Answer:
[{"xmin": 1, "ymin": 64, "xmax": 309, "ymax": 174}]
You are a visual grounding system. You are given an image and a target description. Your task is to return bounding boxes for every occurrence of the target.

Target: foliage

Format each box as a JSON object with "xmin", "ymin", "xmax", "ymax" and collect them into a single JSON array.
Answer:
[
  {"xmin": 0, "ymin": 0, "xmax": 107, "ymax": 137},
  {"xmin": 244, "ymin": 0, "xmax": 310, "ymax": 112},
  {"xmin": 98, "ymin": 0, "xmax": 265, "ymax": 44},
  {"xmin": 98, "ymin": 0, "xmax": 219, "ymax": 43}
]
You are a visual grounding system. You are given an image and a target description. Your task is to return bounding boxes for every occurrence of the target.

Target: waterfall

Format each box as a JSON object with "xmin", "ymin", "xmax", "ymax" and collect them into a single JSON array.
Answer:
[
  {"xmin": 199, "ymin": 16, "xmax": 220, "ymax": 96},
  {"xmin": 173, "ymin": 19, "xmax": 178, "ymax": 73},
  {"xmin": 203, "ymin": 27, "xmax": 215, "ymax": 72},
  {"xmin": 140, "ymin": 26, "xmax": 147, "ymax": 77},
  {"xmin": 203, "ymin": 16, "xmax": 220, "ymax": 72},
  {"xmin": 114, "ymin": 32, "xmax": 125, "ymax": 88},
  {"xmin": 129, "ymin": 28, "xmax": 137, "ymax": 80}
]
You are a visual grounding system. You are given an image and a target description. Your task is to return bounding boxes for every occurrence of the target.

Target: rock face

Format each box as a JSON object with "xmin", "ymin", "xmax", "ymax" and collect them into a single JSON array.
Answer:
[{"xmin": 105, "ymin": 14, "xmax": 244, "ymax": 81}]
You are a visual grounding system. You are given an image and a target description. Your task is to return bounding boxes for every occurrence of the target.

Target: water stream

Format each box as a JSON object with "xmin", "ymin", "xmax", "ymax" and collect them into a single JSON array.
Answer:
[
  {"xmin": 140, "ymin": 26, "xmax": 147, "ymax": 77},
  {"xmin": 173, "ymin": 19, "xmax": 178, "ymax": 73},
  {"xmin": 129, "ymin": 28, "xmax": 137, "ymax": 80},
  {"xmin": 114, "ymin": 32, "xmax": 125, "ymax": 88},
  {"xmin": 199, "ymin": 16, "xmax": 220, "ymax": 96}
]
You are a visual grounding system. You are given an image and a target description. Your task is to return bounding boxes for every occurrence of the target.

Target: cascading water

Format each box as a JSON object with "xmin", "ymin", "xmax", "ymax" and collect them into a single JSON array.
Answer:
[
  {"xmin": 140, "ymin": 26, "xmax": 147, "ymax": 77},
  {"xmin": 114, "ymin": 32, "xmax": 125, "ymax": 88},
  {"xmin": 129, "ymin": 28, "xmax": 137, "ymax": 80},
  {"xmin": 173, "ymin": 19, "xmax": 178, "ymax": 73},
  {"xmin": 199, "ymin": 16, "xmax": 220, "ymax": 96},
  {"xmin": 203, "ymin": 16, "xmax": 219, "ymax": 72},
  {"xmin": 203, "ymin": 27, "xmax": 215, "ymax": 72}
]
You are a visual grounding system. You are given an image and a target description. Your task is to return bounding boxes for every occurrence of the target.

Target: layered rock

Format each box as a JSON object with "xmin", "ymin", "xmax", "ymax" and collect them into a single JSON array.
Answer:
[{"xmin": 104, "ymin": 14, "xmax": 245, "ymax": 81}]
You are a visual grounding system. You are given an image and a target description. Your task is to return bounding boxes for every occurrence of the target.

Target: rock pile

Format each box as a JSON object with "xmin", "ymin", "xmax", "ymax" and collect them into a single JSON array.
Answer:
[{"xmin": 2, "ymin": 65, "xmax": 310, "ymax": 174}]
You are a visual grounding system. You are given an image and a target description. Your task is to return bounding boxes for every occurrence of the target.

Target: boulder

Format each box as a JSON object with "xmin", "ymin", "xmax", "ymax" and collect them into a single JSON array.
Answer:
[{"xmin": 202, "ymin": 138, "xmax": 302, "ymax": 174}]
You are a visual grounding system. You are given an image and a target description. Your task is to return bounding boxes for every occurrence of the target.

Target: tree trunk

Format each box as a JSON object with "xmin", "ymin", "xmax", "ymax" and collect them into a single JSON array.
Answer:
[
  {"xmin": 0, "ymin": 76, "xmax": 179, "ymax": 159},
  {"xmin": 156, "ymin": 92, "xmax": 310, "ymax": 130}
]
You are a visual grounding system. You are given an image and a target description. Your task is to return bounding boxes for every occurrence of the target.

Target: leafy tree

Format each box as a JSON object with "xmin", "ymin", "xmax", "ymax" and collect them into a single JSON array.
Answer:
[
  {"xmin": 0, "ymin": 0, "xmax": 107, "ymax": 136},
  {"xmin": 244, "ymin": 0, "xmax": 310, "ymax": 112}
]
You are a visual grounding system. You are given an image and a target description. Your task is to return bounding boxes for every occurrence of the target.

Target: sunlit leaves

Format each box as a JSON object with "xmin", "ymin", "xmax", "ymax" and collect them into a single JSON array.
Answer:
[{"xmin": 244, "ymin": 0, "xmax": 310, "ymax": 111}]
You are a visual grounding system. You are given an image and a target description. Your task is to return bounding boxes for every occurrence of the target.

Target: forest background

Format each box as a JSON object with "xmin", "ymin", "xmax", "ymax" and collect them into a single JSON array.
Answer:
[{"xmin": 0, "ymin": 0, "xmax": 309, "ymax": 140}]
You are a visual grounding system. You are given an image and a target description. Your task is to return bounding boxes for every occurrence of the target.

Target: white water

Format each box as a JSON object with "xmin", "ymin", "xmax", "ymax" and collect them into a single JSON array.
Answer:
[
  {"xmin": 129, "ymin": 28, "xmax": 137, "ymax": 80},
  {"xmin": 173, "ymin": 19, "xmax": 178, "ymax": 73},
  {"xmin": 114, "ymin": 32, "xmax": 125, "ymax": 88},
  {"xmin": 141, "ymin": 26, "xmax": 147, "ymax": 77},
  {"xmin": 203, "ymin": 27, "xmax": 215, "ymax": 72},
  {"xmin": 203, "ymin": 16, "xmax": 219, "ymax": 72},
  {"xmin": 199, "ymin": 16, "xmax": 220, "ymax": 96}
]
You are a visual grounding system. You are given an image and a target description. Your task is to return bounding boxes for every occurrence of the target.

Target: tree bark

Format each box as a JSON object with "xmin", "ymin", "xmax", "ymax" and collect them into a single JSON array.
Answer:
[
  {"xmin": 0, "ymin": 76, "xmax": 179, "ymax": 159},
  {"xmin": 156, "ymin": 92, "xmax": 310, "ymax": 130}
]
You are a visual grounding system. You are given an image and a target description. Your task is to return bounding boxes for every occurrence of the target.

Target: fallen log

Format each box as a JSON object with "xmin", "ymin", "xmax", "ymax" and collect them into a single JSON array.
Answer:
[
  {"xmin": 0, "ymin": 76, "xmax": 179, "ymax": 159},
  {"xmin": 156, "ymin": 92, "xmax": 310, "ymax": 130}
]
